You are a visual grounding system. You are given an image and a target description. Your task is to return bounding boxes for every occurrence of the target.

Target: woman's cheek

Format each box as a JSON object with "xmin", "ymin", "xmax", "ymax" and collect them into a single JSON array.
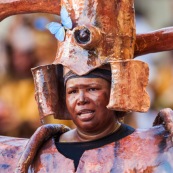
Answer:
[
  {"xmin": 93, "ymin": 91, "xmax": 109, "ymax": 103},
  {"xmin": 66, "ymin": 96, "xmax": 76, "ymax": 111}
]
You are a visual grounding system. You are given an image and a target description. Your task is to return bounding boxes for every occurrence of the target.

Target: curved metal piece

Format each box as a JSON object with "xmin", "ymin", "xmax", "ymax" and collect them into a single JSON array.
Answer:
[
  {"xmin": 32, "ymin": 65, "xmax": 59, "ymax": 120},
  {"xmin": 32, "ymin": 64, "xmax": 71, "ymax": 120},
  {"xmin": 0, "ymin": 0, "xmax": 61, "ymax": 21},
  {"xmin": 153, "ymin": 108, "xmax": 173, "ymax": 136},
  {"xmin": 15, "ymin": 124, "xmax": 70, "ymax": 173},
  {"xmin": 30, "ymin": 125, "xmax": 173, "ymax": 172},
  {"xmin": 135, "ymin": 27, "xmax": 173, "ymax": 57},
  {"xmin": 107, "ymin": 60, "xmax": 150, "ymax": 112}
]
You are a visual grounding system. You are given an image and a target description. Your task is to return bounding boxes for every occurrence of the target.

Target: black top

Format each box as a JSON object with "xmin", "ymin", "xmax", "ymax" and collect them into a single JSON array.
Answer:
[{"xmin": 54, "ymin": 124, "xmax": 135, "ymax": 170}]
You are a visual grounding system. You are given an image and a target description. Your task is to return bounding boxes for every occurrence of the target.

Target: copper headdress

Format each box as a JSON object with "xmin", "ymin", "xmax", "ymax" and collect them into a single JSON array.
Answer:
[{"xmin": 1, "ymin": 0, "xmax": 173, "ymax": 120}]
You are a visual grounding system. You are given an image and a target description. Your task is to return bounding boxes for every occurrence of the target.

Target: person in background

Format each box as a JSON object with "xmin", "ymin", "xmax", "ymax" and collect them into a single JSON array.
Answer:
[
  {"xmin": 0, "ymin": 24, "xmax": 40, "ymax": 137},
  {"xmin": 0, "ymin": 15, "xmax": 75, "ymax": 137}
]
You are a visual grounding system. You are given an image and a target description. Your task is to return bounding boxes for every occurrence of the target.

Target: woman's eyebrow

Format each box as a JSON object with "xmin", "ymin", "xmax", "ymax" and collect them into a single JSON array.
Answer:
[
  {"xmin": 66, "ymin": 83, "xmax": 101, "ymax": 89},
  {"xmin": 66, "ymin": 86, "xmax": 77, "ymax": 89}
]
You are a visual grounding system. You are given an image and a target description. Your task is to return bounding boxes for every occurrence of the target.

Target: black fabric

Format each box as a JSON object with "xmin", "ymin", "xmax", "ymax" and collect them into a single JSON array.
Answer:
[
  {"xmin": 64, "ymin": 68, "xmax": 112, "ymax": 85},
  {"xmin": 54, "ymin": 124, "xmax": 135, "ymax": 170}
]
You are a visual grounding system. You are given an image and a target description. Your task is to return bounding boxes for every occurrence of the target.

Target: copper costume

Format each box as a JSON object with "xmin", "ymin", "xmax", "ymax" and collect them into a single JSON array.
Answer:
[{"xmin": 0, "ymin": 0, "xmax": 173, "ymax": 172}]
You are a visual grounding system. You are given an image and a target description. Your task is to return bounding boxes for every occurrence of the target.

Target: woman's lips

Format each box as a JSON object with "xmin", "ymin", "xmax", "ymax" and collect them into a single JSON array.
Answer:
[{"xmin": 77, "ymin": 109, "xmax": 95, "ymax": 121}]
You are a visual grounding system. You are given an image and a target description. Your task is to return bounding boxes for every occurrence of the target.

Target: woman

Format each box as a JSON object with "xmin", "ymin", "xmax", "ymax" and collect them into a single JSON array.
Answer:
[
  {"xmin": 55, "ymin": 68, "xmax": 135, "ymax": 170},
  {"xmin": 27, "ymin": 68, "xmax": 173, "ymax": 172},
  {"xmin": 0, "ymin": 1, "xmax": 173, "ymax": 172},
  {"xmin": 0, "ymin": 67, "xmax": 173, "ymax": 173}
]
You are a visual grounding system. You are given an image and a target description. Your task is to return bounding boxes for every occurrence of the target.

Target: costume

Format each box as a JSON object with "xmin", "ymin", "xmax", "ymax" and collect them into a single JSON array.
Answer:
[
  {"xmin": 0, "ymin": 1, "xmax": 173, "ymax": 173},
  {"xmin": 33, "ymin": 126, "xmax": 173, "ymax": 173},
  {"xmin": 0, "ymin": 124, "xmax": 173, "ymax": 173},
  {"xmin": 55, "ymin": 124, "xmax": 134, "ymax": 170}
]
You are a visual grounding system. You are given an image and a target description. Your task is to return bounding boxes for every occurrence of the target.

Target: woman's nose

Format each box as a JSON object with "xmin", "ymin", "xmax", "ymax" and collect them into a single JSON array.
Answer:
[{"xmin": 77, "ymin": 91, "xmax": 88, "ymax": 105}]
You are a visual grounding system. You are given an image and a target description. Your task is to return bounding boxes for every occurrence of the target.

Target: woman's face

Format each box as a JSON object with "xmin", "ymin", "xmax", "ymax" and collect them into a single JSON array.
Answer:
[{"xmin": 66, "ymin": 77, "xmax": 116, "ymax": 133}]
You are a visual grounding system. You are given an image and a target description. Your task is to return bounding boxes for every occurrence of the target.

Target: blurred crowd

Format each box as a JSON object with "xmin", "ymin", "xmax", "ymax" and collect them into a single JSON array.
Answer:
[
  {"xmin": 0, "ymin": 1, "xmax": 173, "ymax": 138},
  {"xmin": 0, "ymin": 14, "xmax": 74, "ymax": 138},
  {"xmin": 125, "ymin": 0, "xmax": 173, "ymax": 128}
]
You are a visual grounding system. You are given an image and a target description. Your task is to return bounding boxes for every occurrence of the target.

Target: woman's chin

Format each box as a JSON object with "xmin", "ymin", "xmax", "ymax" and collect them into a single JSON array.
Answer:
[{"xmin": 76, "ymin": 121, "xmax": 100, "ymax": 134}]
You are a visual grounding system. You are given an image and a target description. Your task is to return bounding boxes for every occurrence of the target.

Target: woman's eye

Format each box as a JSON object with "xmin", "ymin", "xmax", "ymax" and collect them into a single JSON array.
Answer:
[
  {"xmin": 88, "ymin": 88, "xmax": 98, "ymax": 91},
  {"xmin": 68, "ymin": 90, "xmax": 77, "ymax": 94}
]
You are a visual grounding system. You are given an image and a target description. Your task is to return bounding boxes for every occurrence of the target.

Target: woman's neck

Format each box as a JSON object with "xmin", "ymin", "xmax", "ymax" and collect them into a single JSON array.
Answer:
[{"xmin": 75, "ymin": 121, "xmax": 121, "ymax": 142}]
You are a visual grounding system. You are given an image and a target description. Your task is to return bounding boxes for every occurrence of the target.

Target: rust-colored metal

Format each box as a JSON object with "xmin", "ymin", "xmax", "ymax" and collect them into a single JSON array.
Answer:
[
  {"xmin": 135, "ymin": 27, "xmax": 173, "ymax": 57},
  {"xmin": 32, "ymin": 65, "xmax": 71, "ymax": 120},
  {"xmin": 32, "ymin": 65, "xmax": 58, "ymax": 120},
  {"xmin": 0, "ymin": 124, "xmax": 70, "ymax": 173},
  {"xmin": 76, "ymin": 126, "xmax": 173, "ymax": 173},
  {"xmin": 0, "ymin": 0, "xmax": 61, "ymax": 21},
  {"xmin": 0, "ymin": 0, "xmax": 173, "ymax": 173},
  {"xmin": 54, "ymin": 0, "xmax": 136, "ymax": 75},
  {"xmin": 32, "ymin": 64, "xmax": 72, "ymax": 120},
  {"xmin": 0, "ymin": 110, "xmax": 173, "ymax": 173},
  {"xmin": 0, "ymin": 125, "xmax": 173, "ymax": 172},
  {"xmin": 16, "ymin": 124, "xmax": 70, "ymax": 173},
  {"xmin": 1, "ymin": 0, "xmax": 173, "ymax": 117},
  {"xmin": 107, "ymin": 60, "xmax": 150, "ymax": 112},
  {"xmin": 73, "ymin": 26, "xmax": 102, "ymax": 50},
  {"xmin": 153, "ymin": 108, "xmax": 173, "ymax": 135},
  {"xmin": 0, "ymin": 1, "xmax": 173, "ymax": 59},
  {"xmin": 0, "ymin": 136, "xmax": 28, "ymax": 173}
]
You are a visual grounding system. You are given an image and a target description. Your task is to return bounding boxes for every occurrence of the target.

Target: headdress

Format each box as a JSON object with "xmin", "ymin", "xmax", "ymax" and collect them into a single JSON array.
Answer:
[
  {"xmin": 32, "ymin": 0, "xmax": 150, "ymax": 120},
  {"xmin": 1, "ymin": 0, "xmax": 173, "ymax": 120}
]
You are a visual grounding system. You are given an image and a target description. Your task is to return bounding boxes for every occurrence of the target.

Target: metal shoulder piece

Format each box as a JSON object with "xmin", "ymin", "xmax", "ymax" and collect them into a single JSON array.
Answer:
[
  {"xmin": 1, "ymin": 124, "xmax": 172, "ymax": 172},
  {"xmin": 1, "ymin": 0, "xmax": 173, "ymax": 120},
  {"xmin": 0, "ymin": 124, "xmax": 70, "ymax": 173}
]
